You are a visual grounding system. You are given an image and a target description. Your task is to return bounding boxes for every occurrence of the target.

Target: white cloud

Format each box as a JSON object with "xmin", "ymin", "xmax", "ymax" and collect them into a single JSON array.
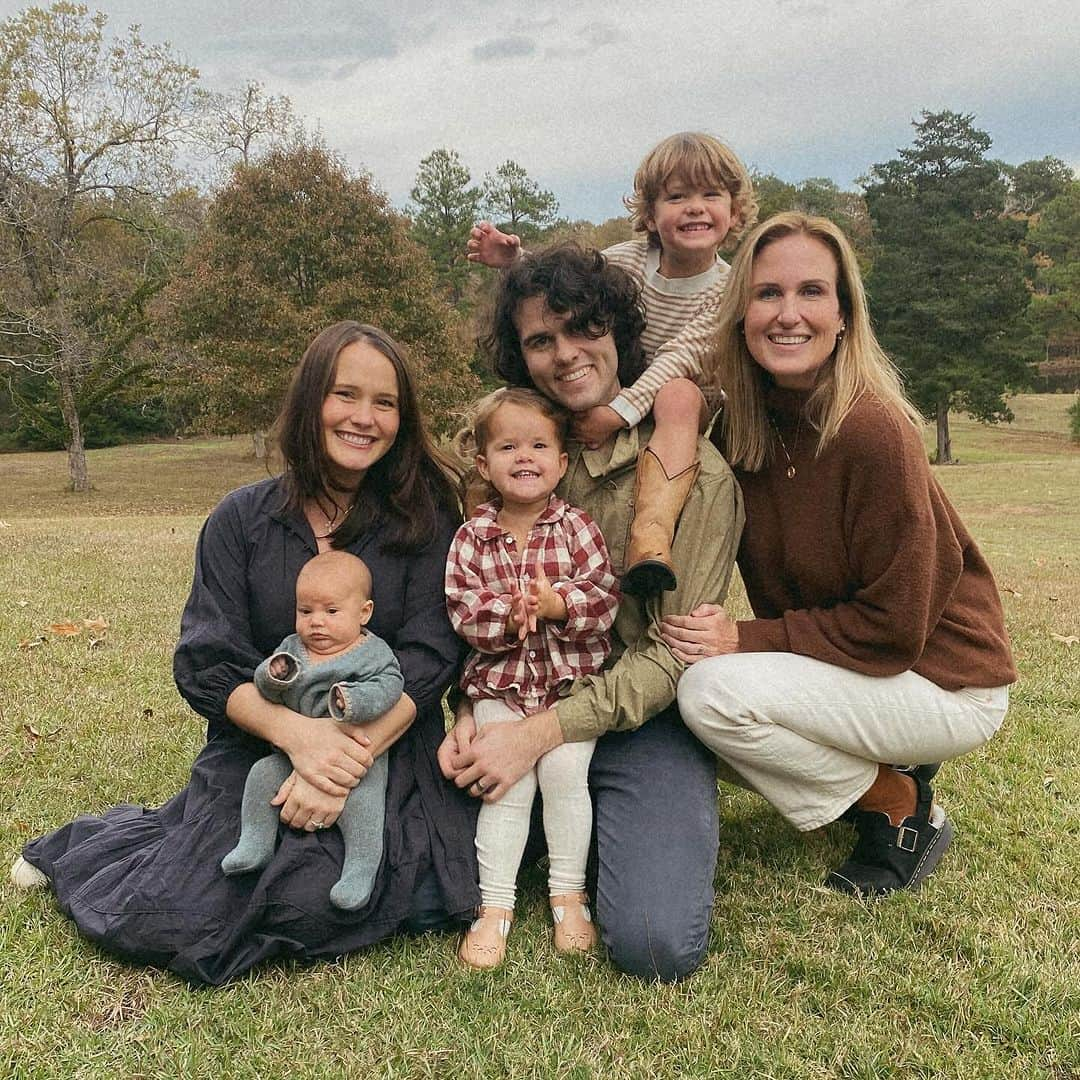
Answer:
[{"xmin": 0, "ymin": 0, "xmax": 1075, "ymax": 219}]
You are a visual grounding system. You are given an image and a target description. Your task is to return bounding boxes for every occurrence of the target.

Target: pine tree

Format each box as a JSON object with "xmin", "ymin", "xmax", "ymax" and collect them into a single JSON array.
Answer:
[{"xmin": 864, "ymin": 110, "xmax": 1034, "ymax": 463}]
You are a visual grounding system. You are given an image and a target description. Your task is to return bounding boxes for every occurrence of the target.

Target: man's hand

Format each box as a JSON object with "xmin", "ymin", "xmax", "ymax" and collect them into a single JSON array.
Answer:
[
  {"xmin": 451, "ymin": 709, "xmax": 563, "ymax": 802},
  {"xmin": 572, "ymin": 405, "xmax": 627, "ymax": 449},
  {"xmin": 466, "ymin": 221, "xmax": 521, "ymax": 268}
]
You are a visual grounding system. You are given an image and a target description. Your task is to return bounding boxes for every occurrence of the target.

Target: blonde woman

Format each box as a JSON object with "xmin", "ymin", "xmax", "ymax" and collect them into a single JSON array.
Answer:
[{"xmin": 663, "ymin": 213, "xmax": 1016, "ymax": 897}]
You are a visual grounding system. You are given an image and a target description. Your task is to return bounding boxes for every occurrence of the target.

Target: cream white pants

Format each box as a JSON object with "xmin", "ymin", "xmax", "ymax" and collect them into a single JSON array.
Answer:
[
  {"xmin": 473, "ymin": 698, "xmax": 596, "ymax": 910},
  {"xmin": 677, "ymin": 653, "xmax": 1008, "ymax": 831}
]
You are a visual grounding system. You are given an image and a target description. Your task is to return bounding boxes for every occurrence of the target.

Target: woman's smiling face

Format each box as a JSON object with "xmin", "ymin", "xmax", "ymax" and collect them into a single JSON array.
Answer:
[
  {"xmin": 743, "ymin": 232, "xmax": 846, "ymax": 391},
  {"xmin": 320, "ymin": 340, "xmax": 400, "ymax": 487}
]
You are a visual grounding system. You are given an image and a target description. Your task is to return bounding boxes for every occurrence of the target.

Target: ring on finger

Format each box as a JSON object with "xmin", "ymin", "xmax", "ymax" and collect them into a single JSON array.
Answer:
[{"xmin": 473, "ymin": 781, "xmax": 487, "ymax": 795}]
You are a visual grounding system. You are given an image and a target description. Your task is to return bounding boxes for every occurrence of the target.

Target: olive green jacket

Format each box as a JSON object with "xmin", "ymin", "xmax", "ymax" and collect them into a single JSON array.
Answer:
[{"xmin": 554, "ymin": 422, "xmax": 744, "ymax": 742}]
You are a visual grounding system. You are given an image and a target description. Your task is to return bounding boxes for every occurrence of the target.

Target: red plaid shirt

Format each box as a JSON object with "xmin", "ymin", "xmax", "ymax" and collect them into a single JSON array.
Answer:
[{"xmin": 445, "ymin": 495, "xmax": 619, "ymax": 713}]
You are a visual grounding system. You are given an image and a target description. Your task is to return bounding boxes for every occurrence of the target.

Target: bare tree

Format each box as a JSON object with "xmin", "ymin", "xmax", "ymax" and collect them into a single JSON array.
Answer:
[
  {"xmin": 199, "ymin": 80, "xmax": 302, "ymax": 167},
  {"xmin": 0, "ymin": 2, "xmax": 199, "ymax": 490}
]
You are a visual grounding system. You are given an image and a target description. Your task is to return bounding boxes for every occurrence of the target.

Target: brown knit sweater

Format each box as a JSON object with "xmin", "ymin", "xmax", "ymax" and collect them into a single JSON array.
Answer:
[{"xmin": 727, "ymin": 387, "xmax": 1017, "ymax": 690}]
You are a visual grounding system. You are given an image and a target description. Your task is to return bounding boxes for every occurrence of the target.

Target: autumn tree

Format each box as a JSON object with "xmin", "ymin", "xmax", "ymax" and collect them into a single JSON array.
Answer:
[
  {"xmin": 864, "ymin": 110, "xmax": 1033, "ymax": 463},
  {"xmin": 0, "ymin": 2, "xmax": 199, "ymax": 489},
  {"xmin": 168, "ymin": 141, "xmax": 479, "ymax": 453},
  {"xmin": 409, "ymin": 148, "xmax": 481, "ymax": 304},
  {"xmin": 481, "ymin": 160, "xmax": 558, "ymax": 242}
]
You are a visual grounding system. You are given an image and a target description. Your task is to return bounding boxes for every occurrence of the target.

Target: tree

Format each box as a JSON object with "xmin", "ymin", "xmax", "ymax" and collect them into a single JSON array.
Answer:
[
  {"xmin": 1005, "ymin": 156, "xmax": 1073, "ymax": 216},
  {"xmin": 167, "ymin": 141, "xmax": 479, "ymax": 451},
  {"xmin": 409, "ymin": 148, "xmax": 481, "ymax": 304},
  {"xmin": 792, "ymin": 178, "xmax": 872, "ymax": 265},
  {"xmin": 749, "ymin": 170, "xmax": 797, "ymax": 221},
  {"xmin": 863, "ymin": 110, "xmax": 1034, "ymax": 463},
  {"xmin": 481, "ymin": 160, "xmax": 558, "ymax": 242},
  {"xmin": 1026, "ymin": 180, "xmax": 1080, "ymax": 342},
  {"xmin": 199, "ymin": 80, "xmax": 302, "ymax": 167},
  {"xmin": 0, "ymin": 2, "xmax": 199, "ymax": 490}
]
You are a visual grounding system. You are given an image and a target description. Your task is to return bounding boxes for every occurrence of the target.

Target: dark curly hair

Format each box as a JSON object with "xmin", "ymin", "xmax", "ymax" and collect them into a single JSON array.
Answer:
[{"xmin": 482, "ymin": 242, "xmax": 647, "ymax": 392}]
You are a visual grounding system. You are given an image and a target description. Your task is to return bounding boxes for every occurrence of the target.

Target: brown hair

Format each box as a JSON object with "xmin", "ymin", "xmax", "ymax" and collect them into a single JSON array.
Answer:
[
  {"xmin": 274, "ymin": 321, "xmax": 462, "ymax": 551},
  {"xmin": 704, "ymin": 212, "xmax": 922, "ymax": 472},
  {"xmin": 624, "ymin": 132, "xmax": 757, "ymax": 249}
]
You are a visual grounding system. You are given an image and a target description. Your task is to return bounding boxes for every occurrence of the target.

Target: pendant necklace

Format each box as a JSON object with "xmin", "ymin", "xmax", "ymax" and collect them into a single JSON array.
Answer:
[
  {"xmin": 311, "ymin": 494, "xmax": 353, "ymax": 539},
  {"xmin": 768, "ymin": 413, "xmax": 803, "ymax": 479}
]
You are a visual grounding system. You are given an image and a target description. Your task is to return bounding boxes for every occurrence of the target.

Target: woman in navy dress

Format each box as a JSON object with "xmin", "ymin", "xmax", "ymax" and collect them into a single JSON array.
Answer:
[{"xmin": 15, "ymin": 322, "xmax": 478, "ymax": 985}]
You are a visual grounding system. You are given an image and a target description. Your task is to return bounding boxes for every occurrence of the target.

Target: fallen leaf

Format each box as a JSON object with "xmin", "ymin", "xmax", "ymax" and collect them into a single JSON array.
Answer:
[
  {"xmin": 82, "ymin": 616, "xmax": 109, "ymax": 633},
  {"xmin": 1050, "ymin": 633, "xmax": 1078, "ymax": 645},
  {"xmin": 1002, "ymin": 585, "xmax": 1022, "ymax": 597},
  {"xmin": 1047, "ymin": 595, "xmax": 1059, "ymax": 603},
  {"xmin": 142, "ymin": 707, "xmax": 154, "ymax": 720},
  {"xmin": 17, "ymin": 636, "xmax": 46, "ymax": 650},
  {"xmin": 48, "ymin": 621, "xmax": 81, "ymax": 637},
  {"xmin": 24, "ymin": 723, "xmax": 59, "ymax": 740}
]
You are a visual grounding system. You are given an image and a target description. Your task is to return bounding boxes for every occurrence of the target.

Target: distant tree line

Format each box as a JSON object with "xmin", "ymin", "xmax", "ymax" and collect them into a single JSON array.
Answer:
[{"xmin": 2, "ymin": 5, "xmax": 1076, "ymax": 484}]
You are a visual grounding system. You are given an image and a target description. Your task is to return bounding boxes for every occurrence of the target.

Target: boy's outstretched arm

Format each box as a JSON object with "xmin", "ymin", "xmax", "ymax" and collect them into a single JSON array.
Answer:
[{"xmin": 466, "ymin": 220, "xmax": 522, "ymax": 268}]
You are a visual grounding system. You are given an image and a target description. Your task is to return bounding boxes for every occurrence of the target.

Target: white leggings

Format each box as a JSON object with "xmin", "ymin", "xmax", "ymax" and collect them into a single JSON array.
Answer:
[
  {"xmin": 473, "ymin": 698, "xmax": 596, "ymax": 911},
  {"xmin": 677, "ymin": 653, "xmax": 1009, "ymax": 831}
]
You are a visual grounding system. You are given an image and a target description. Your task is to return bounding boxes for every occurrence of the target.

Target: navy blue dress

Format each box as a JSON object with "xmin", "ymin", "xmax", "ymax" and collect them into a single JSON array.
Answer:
[{"xmin": 23, "ymin": 477, "xmax": 478, "ymax": 985}]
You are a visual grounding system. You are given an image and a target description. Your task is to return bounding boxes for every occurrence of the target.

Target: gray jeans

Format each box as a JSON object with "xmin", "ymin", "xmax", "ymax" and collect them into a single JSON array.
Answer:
[
  {"xmin": 678, "ymin": 653, "xmax": 1009, "ymax": 831},
  {"xmin": 587, "ymin": 707, "xmax": 720, "ymax": 983}
]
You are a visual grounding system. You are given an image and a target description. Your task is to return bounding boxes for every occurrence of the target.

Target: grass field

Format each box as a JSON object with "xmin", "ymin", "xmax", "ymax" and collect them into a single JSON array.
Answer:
[{"xmin": 2, "ymin": 397, "xmax": 1078, "ymax": 1079}]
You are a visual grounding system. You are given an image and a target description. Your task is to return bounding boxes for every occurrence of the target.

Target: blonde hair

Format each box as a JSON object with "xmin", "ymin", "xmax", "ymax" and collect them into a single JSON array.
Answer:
[
  {"xmin": 624, "ymin": 132, "xmax": 757, "ymax": 249},
  {"xmin": 705, "ymin": 212, "xmax": 922, "ymax": 472}
]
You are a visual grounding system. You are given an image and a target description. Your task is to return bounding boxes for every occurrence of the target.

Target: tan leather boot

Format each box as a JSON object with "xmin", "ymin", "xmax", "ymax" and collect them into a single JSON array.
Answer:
[{"xmin": 622, "ymin": 447, "xmax": 699, "ymax": 596}]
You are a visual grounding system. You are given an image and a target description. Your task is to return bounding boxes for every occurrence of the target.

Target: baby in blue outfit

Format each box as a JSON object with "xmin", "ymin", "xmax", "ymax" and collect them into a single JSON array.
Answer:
[{"xmin": 221, "ymin": 550, "xmax": 403, "ymax": 910}]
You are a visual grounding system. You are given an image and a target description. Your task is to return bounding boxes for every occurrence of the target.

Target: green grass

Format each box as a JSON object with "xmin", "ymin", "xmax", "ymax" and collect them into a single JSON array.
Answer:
[{"xmin": 2, "ymin": 399, "xmax": 1079, "ymax": 1079}]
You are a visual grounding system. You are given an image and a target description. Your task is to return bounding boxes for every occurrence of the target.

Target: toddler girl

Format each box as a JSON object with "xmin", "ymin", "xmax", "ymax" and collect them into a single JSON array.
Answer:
[{"xmin": 445, "ymin": 388, "xmax": 619, "ymax": 967}]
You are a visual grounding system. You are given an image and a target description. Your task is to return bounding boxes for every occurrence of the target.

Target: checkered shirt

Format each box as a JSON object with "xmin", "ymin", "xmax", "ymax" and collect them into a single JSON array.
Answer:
[{"xmin": 445, "ymin": 495, "xmax": 619, "ymax": 713}]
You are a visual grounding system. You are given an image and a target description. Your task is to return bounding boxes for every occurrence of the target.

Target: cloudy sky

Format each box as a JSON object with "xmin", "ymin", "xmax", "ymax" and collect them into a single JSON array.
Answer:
[{"xmin": 3, "ymin": 0, "xmax": 1078, "ymax": 221}]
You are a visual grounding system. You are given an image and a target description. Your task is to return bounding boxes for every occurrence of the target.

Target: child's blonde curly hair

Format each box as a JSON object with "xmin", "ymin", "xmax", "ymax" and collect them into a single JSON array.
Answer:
[{"xmin": 624, "ymin": 132, "xmax": 757, "ymax": 249}]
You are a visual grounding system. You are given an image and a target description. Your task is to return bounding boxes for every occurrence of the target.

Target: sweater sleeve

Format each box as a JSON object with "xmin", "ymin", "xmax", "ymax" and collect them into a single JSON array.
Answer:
[
  {"xmin": 737, "ymin": 411, "xmax": 964, "ymax": 675},
  {"xmin": 609, "ymin": 298, "xmax": 719, "ymax": 427},
  {"xmin": 329, "ymin": 639, "xmax": 406, "ymax": 724},
  {"xmin": 555, "ymin": 460, "xmax": 744, "ymax": 741}
]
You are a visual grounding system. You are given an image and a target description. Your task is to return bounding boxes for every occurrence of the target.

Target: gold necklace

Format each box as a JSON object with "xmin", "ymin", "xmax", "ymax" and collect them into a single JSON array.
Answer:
[{"xmin": 768, "ymin": 413, "xmax": 803, "ymax": 479}]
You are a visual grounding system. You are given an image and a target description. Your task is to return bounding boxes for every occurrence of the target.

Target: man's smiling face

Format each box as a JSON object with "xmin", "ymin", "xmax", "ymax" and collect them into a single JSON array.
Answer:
[{"xmin": 513, "ymin": 295, "xmax": 621, "ymax": 414}]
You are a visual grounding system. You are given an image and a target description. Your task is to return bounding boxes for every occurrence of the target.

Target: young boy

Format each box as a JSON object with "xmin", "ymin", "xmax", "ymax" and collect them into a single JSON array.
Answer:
[
  {"xmin": 220, "ymin": 550, "xmax": 403, "ymax": 911},
  {"xmin": 468, "ymin": 132, "xmax": 755, "ymax": 594}
]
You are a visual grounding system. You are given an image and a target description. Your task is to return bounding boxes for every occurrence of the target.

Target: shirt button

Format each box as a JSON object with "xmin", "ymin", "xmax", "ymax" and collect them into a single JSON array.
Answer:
[{"xmin": 529, "ymin": 651, "xmax": 536, "ymax": 659}]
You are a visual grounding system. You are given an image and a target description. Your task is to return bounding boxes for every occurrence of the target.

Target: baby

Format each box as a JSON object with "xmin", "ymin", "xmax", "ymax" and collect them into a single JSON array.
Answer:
[{"xmin": 220, "ymin": 550, "xmax": 403, "ymax": 911}]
